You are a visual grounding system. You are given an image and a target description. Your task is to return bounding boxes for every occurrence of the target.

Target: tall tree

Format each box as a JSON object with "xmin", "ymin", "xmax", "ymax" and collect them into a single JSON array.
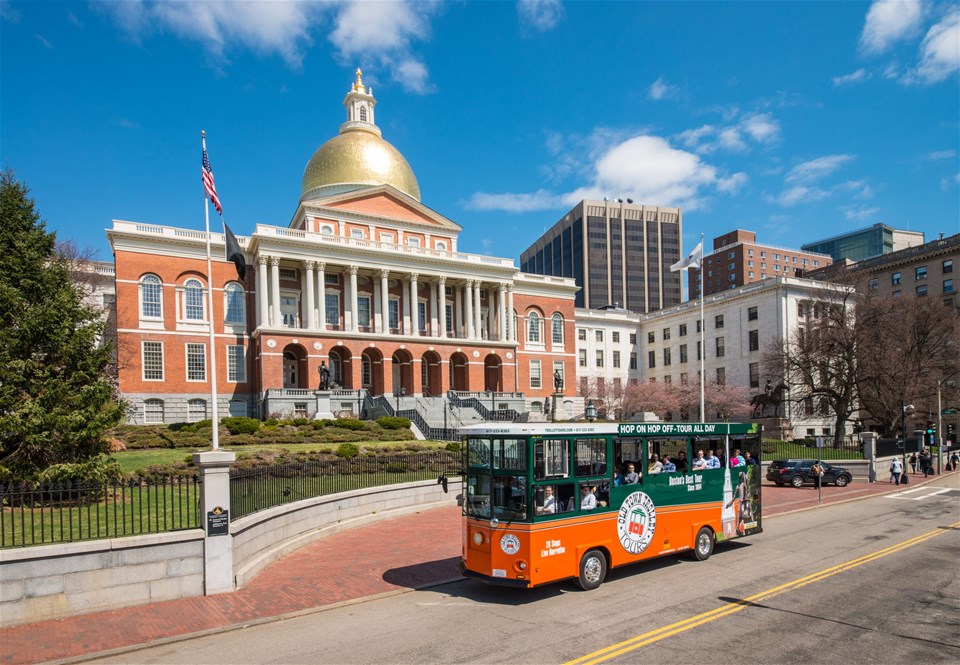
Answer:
[
  {"xmin": 0, "ymin": 171, "xmax": 124, "ymax": 477},
  {"xmin": 763, "ymin": 290, "xmax": 860, "ymax": 448}
]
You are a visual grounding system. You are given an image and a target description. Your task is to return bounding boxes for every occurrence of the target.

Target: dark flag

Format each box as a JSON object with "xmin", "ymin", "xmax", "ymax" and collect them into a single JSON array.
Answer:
[{"xmin": 224, "ymin": 223, "xmax": 246, "ymax": 280}]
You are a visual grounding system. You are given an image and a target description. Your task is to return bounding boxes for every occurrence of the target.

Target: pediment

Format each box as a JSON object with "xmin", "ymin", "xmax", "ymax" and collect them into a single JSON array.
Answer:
[{"xmin": 306, "ymin": 185, "xmax": 461, "ymax": 231}]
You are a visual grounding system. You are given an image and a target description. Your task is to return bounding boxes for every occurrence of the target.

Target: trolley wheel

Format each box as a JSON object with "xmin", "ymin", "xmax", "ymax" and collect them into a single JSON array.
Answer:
[
  {"xmin": 576, "ymin": 549, "xmax": 607, "ymax": 590},
  {"xmin": 691, "ymin": 527, "xmax": 715, "ymax": 561}
]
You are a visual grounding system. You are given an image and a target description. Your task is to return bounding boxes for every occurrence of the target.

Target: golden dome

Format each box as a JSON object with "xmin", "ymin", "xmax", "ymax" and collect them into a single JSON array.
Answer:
[
  {"xmin": 301, "ymin": 71, "xmax": 420, "ymax": 202},
  {"xmin": 301, "ymin": 128, "xmax": 421, "ymax": 202}
]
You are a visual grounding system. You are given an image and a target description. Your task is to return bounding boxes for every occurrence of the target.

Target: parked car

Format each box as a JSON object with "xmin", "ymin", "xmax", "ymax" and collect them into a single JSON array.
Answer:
[{"xmin": 766, "ymin": 459, "xmax": 853, "ymax": 488}]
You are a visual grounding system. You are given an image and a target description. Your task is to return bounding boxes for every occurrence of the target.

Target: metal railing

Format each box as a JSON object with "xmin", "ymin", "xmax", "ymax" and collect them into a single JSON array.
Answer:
[
  {"xmin": 229, "ymin": 451, "xmax": 460, "ymax": 519},
  {"xmin": 448, "ymin": 391, "xmax": 520, "ymax": 422},
  {"xmin": 0, "ymin": 476, "xmax": 201, "ymax": 549}
]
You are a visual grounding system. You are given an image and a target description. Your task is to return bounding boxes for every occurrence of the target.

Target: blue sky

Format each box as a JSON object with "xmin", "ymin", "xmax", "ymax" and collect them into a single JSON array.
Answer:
[{"xmin": 2, "ymin": 0, "xmax": 958, "ymax": 266}]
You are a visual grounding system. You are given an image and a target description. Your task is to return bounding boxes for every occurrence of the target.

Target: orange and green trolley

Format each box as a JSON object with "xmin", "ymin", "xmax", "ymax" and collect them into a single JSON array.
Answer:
[{"xmin": 460, "ymin": 422, "xmax": 763, "ymax": 589}]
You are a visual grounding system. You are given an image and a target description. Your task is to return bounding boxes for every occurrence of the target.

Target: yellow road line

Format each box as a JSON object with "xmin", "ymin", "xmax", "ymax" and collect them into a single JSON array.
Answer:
[{"xmin": 565, "ymin": 521, "xmax": 960, "ymax": 665}]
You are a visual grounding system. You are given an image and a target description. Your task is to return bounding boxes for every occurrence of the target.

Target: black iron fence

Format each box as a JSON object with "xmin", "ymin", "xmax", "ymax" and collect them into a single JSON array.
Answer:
[
  {"xmin": 230, "ymin": 451, "xmax": 460, "ymax": 520},
  {"xmin": 0, "ymin": 476, "xmax": 201, "ymax": 549},
  {"xmin": 761, "ymin": 438, "xmax": 865, "ymax": 461}
]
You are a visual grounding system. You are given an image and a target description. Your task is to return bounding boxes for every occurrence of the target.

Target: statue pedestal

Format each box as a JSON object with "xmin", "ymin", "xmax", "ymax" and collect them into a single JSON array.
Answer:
[
  {"xmin": 756, "ymin": 417, "xmax": 793, "ymax": 441},
  {"xmin": 314, "ymin": 391, "xmax": 334, "ymax": 420}
]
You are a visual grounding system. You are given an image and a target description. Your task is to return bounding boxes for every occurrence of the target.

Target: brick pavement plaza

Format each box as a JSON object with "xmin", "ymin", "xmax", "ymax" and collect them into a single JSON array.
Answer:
[{"xmin": 0, "ymin": 472, "xmax": 951, "ymax": 665}]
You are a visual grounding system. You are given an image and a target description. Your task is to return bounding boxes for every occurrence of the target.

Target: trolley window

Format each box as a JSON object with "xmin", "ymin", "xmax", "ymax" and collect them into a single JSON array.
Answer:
[
  {"xmin": 535, "ymin": 439, "xmax": 569, "ymax": 479},
  {"xmin": 493, "ymin": 439, "xmax": 527, "ymax": 471},
  {"xmin": 575, "ymin": 438, "xmax": 607, "ymax": 477}
]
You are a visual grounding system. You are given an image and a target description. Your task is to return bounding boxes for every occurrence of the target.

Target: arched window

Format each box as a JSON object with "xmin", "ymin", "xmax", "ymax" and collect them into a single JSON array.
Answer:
[
  {"xmin": 224, "ymin": 283, "xmax": 245, "ymax": 324},
  {"xmin": 527, "ymin": 311, "xmax": 542, "ymax": 344},
  {"xmin": 512, "ymin": 310, "xmax": 518, "ymax": 341},
  {"xmin": 551, "ymin": 313, "xmax": 564, "ymax": 345},
  {"xmin": 321, "ymin": 224, "xmax": 334, "ymax": 234},
  {"xmin": 435, "ymin": 241, "xmax": 447, "ymax": 251},
  {"xmin": 143, "ymin": 399, "xmax": 164, "ymax": 424},
  {"xmin": 359, "ymin": 105, "xmax": 368, "ymax": 122},
  {"xmin": 187, "ymin": 399, "xmax": 207, "ymax": 422},
  {"xmin": 184, "ymin": 279, "xmax": 205, "ymax": 321},
  {"xmin": 140, "ymin": 274, "xmax": 162, "ymax": 318},
  {"xmin": 362, "ymin": 355, "xmax": 372, "ymax": 387}
]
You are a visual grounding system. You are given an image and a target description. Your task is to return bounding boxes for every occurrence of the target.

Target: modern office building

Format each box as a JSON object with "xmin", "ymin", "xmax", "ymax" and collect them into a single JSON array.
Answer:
[
  {"xmin": 519, "ymin": 199, "xmax": 683, "ymax": 312},
  {"xmin": 108, "ymin": 71, "xmax": 578, "ymax": 424},
  {"xmin": 801, "ymin": 223, "xmax": 925, "ymax": 262},
  {"xmin": 689, "ymin": 229, "xmax": 832, "ymax": 298}
]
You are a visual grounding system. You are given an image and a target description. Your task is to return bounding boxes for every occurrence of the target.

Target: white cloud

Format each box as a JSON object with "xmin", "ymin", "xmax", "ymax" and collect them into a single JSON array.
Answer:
[
  {"xmin": 716, "ymin": 127, "xmax": 747, "ymax": 152},
  {"xmin": 739, "ymin": 113, "xmax": 780, "ymax": 143},
  {"xmin": 926, "ymin": 149, "xmax": 957, "ymax": 161},
  {"xmin": 676, "ymin": 125, "xmax": 715, "ymax": 150},
  {"xmin": 648, "ymin": 76, "xmax": 678, "ymax": 101},
  {"xmin": 66, "ymin": 10, "xmax": 83, "ymax": 29},
  {"xmin": 1, "ymin": 0, "xmax": 21, "ymax": 22},
  {"xmin": 465, "ymin": 189, "xmax": 564, "ymax": 212},
  {"xmin": 905, "ymin": 8, "xmax": 960, "ymax": 84},
  {"xmin": 35, "ymin": 34, "xmax": 53, "ymax": 49},
  {"xmin": 859, "ymin": 0, "xmax": 924, "ymax": 56},
  {"xmin": 469, "ymin": 134, "xmax": 746, "ymax": 213},
  {"xmin": 769, "ymin": 185, "xmax": 831, "ymax": 207},
  {"xmin": 99, "ymin": 1, "xmax": 440, "ymax": 92},
  {"xmin": 832, "ymin": 68, "xmax": 870, "ymax": 86},
  {"xmin": 942, "ymin": 173, "xmax": 960, "ymax": 190},
  {"xmin": 785, "ymin": 155, "xmax": 855, "ymax": 183},
  {"xmin": 517, "ymin": 0, "xmax": 565, "ymax": 32},
  {"xmin": 843, "ymin": 205, "xmax": 881, "ymax": 221}
]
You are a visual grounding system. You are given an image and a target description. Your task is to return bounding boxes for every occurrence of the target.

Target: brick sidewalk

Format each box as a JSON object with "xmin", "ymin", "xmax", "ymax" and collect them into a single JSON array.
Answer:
[{"xmin": 0, "ymin": 472, "xmax": 952, "ymax": 665}]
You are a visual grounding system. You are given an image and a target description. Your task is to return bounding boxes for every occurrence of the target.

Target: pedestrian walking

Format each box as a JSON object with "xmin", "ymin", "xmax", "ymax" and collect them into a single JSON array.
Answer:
[
  {"xmin": 950, "ymin": 451, "xmax": 959, "ymax": 472},
  {"xmin": 921, "ymin": 451, "xmax": 932, "ymax": 477},
  {"xmin": 889, "ymin": 456, "xmax": 903, "ymax": 485},
  {"xmin": 909, "ymin": 453, "xmax": 917, "ymax": 473},
  {"xmin": 811, "ymin": 460, "xmax": 824, "ymax": 490}
]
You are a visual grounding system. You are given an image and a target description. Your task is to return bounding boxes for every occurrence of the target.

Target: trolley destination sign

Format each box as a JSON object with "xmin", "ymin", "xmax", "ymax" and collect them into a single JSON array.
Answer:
[{"xmin": 617, "ymin": 423, "xmax": 760, "ymax": 436}]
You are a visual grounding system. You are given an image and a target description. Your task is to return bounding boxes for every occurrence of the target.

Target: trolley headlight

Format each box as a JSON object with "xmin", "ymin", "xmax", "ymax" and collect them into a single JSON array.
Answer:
[
  {"xmin": 514, "ymin": 560, "xmax": 527, "ymax": 572},
  {"xmin": 473, "ymin": 531, "xmax": 483, "ymax": 545}
]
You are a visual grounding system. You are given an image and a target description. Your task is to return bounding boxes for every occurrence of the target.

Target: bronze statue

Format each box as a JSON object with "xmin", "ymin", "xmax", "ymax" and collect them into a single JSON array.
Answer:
[
  {"xmin": 751, "ymin": 382, "xmax": 786, "ymax": 418},
  {"xmin": 554, "ymin": 369, "xmax": 563, "ymax": 392},
  {"xmin": 319, "ymin": 361, "xmax": 331, "ymax": 391}
]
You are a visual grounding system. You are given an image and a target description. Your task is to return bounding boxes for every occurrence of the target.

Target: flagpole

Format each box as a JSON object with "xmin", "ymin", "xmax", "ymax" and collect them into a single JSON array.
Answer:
[
  {"xmin": 202, "ymin": 131, "xmax": 220, "ymax": 451},
  {"xmin": 699, "ymin": 232, "xmax": 705, "ymax": 422}
]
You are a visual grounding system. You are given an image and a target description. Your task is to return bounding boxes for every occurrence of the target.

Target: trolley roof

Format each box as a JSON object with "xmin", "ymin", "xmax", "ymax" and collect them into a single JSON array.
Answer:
[{"xmin": 459, "ymin": 422, "xmax": 760, "ymax": 437}]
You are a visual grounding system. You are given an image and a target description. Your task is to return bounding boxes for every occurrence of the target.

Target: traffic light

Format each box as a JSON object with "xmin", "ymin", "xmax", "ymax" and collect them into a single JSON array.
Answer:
[{"xmin": 926, "ymin": 420, "xmax": 936, "ymax": 446}]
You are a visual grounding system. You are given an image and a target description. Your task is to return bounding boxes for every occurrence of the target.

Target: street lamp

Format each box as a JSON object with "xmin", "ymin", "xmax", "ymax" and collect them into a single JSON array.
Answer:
[
  {"xmin": 585, "ymin": 401, "xmax": 597, "ymax": 422},
  {"xmin": 901, "ymin": 402, "xmax": 915, "ymax": 477},
  {"xmin": 395, "ymin": 386, "xmax": 405, "ymax": 414}
]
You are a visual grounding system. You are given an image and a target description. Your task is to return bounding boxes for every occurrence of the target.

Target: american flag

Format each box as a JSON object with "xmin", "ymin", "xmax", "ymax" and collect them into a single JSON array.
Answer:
[{"xmin": 201, "ymin": 143, "xmax": 222, "ymax": 215}]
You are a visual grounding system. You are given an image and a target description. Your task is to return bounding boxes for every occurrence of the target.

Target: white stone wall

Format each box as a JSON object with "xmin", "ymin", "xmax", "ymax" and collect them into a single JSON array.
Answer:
[{"xmin": 0, "ymin": 531, "xmax": 204, "ymax": 628}]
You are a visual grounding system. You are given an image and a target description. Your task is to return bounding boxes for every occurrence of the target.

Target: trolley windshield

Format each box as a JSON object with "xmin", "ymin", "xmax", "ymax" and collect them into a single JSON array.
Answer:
[{"xmin": 464, "ymin": 436, "xmax": 528, "ymax": 521}]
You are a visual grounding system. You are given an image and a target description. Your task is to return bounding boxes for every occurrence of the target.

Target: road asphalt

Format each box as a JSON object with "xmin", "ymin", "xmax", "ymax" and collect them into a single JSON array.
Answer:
[{"xmin": 0, "ymin": 470, "xmax": 954, "ymax": 665}]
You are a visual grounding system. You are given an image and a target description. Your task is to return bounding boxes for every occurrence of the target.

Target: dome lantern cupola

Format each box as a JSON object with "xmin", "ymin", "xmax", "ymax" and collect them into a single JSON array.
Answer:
[{"xmin": 301, "ymin": 69, "xmax": 421, "ymax": 202}]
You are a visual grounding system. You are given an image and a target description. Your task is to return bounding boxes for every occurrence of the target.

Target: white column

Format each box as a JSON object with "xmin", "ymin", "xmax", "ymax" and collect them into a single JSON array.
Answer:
[
  {"xmin": 304, "ymin": 261, "xmax": 316, "ymax": 331},
  {"xmin": 455, "ymin": 285, "xmax": 463, "ymax": 339},
  {"xmin": 380, "ymin": 269, "xmax": 390, "ymax": 333},
  {"xmin": 497, "ymin": 284, "xmax": 507, "ymax": 342},
  {"xmin": 349, "ymin": 265, "xmax": 359, "ymax": 332},
  {"xmin": 316, "ymin": 262, "xmax": 326, "ymax": 330},
  {"xmin": 473, "ymin": 281, "xmax": 482, "ymax": 341},
  {"xmin": 430, "ymin": 280, "xmax": 439, "ymax": 337},
  {"xmin": 402, "ymin": 277, "xmax": 411, "ymax": 334},
  {"xmin": 507, "ymin": 285, "xmax": 515, "ymax": 341},
  {"xmin": 409, "ymin": 272, "xmax": 419, "ymax": 335},
  {"xmin": 256, "ymin": 256, "xmax": 269, "ymax": 328},
  {"xmin": 269, "ymin": 257, "xmax": 281, "ymax": 327},
  {"xmin": 464, "ymin": 280, "xmax": 474, "ymax": 339},
  {"xmin": 439, "ymin": 276, "xmax": 447, "ymax": 339}
]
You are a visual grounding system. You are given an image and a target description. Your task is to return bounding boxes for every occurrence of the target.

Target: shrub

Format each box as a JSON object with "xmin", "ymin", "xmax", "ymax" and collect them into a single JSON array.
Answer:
[
  {"xmin": 265, "ymin": 418, "xmax": 279, "ymax": 427},
  {"xmin": 35, "ymin": 455, "xmax": 123, "ymax": 485},
  {"xmin": 377, "ymin": 416, "xmax": 411, "ymax": 430},
  {"xmin": 385, "ymin": 461, "xmax": 410, "ymax": 473},
  {"xmin": 445, "ymin": 441, "xmax": 462, "ymax": 452},
  {"xmin": 222, "ymin": 417, "xmax": 261, "ymax": 435},
  {"xmin": 336, "ymin": 418, "xmax": 365, "ymax": 431},
  {"xmin": 310, "ymin": 420, "xmax": 327, "ymax": 430},
  {"xmin": 293, "ymin": 418, "xmax": 310, "ymax": 427},
  {"xmin": 336, "ymin": 443, "xmax": 360, "ymax": 458}
]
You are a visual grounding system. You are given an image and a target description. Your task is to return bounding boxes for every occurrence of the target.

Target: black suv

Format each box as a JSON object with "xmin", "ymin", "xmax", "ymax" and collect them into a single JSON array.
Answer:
[{"xmin": 766, "ymin": 459, "xmax": 853, "ymax": 488}]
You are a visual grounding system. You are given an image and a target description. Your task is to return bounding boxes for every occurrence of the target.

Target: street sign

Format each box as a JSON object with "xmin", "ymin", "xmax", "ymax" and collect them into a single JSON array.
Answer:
[{"xmin": 941, "ymin": 408, "xmax": 958, "ymax": 415}]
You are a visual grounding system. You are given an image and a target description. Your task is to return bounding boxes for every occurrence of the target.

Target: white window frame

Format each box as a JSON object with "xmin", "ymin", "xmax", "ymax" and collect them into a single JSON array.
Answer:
[
  {"xmin": 186, "ymin": 343, "xmax": 207, "ymax": 382},
  {"xmin": 182, "ymin": 278, "xmax": 206, "ymax": 322},
  {"xmin": 357, "ymin": 295, "xmax": 372, "ymax": 328},
  {"xmin": 530, "ymin": 359, "xmax": 542, "ymax": 389},
  {"xmin": 139, "ymin": 274, "xmax": 163, "ymax": 320},
  {"xmin": 143, "ymin": 399, "xmax": 164, "ymax": 424},
  {"xmin": 142, "ymin": 341, "xmax": 164, "ymax": 381},
  {"xmin": 224, "ymin": 282, "xmax": 245, "ymax": 325},
  {"xmin": 325, "ymin": 292, "xmax": 340, "ymax": 328},
  {"xmin": 187, "ymin": 399, "xmax": 207, "ymax": 423},
  {"xmin": 350, "ymin": 228, "xmax": 365, "ymax": 240},
  {"xmin": 551, "ymin": 313, "xmax": 564, "ymax": 345},
  {"xmin": 227, "ymin": 344, "xmax": 246, "ymax": 383},
  {"xmin": 527, "ymin": 312, "xmax": 543, "ymax": 345}
]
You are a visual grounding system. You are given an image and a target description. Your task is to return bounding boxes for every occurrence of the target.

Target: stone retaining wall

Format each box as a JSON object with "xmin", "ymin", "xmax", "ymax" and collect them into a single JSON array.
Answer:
[{"xmin": 0, "ymin": 530, "xmax": 204, "ymax": 628}]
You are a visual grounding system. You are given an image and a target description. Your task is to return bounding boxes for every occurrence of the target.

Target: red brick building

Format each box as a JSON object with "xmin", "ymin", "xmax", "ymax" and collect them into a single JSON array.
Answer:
[
  {"xmin": 109, "ymin": 72, "xmax": 578, "ymax": 424},
  {"xmin": 689, "ymin": 229, "xmax": 833, "ymax": 298}
]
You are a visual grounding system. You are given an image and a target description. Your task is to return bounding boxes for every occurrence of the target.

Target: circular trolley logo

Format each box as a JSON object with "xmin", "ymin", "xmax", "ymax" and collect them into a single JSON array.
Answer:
[
  {"xmin": 500, "ymin": 533, "xmax": 521, "ymax": 555},
  {"xmin": 617, "ymin": 491, "xmax": 657, "ymax": 555}
]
